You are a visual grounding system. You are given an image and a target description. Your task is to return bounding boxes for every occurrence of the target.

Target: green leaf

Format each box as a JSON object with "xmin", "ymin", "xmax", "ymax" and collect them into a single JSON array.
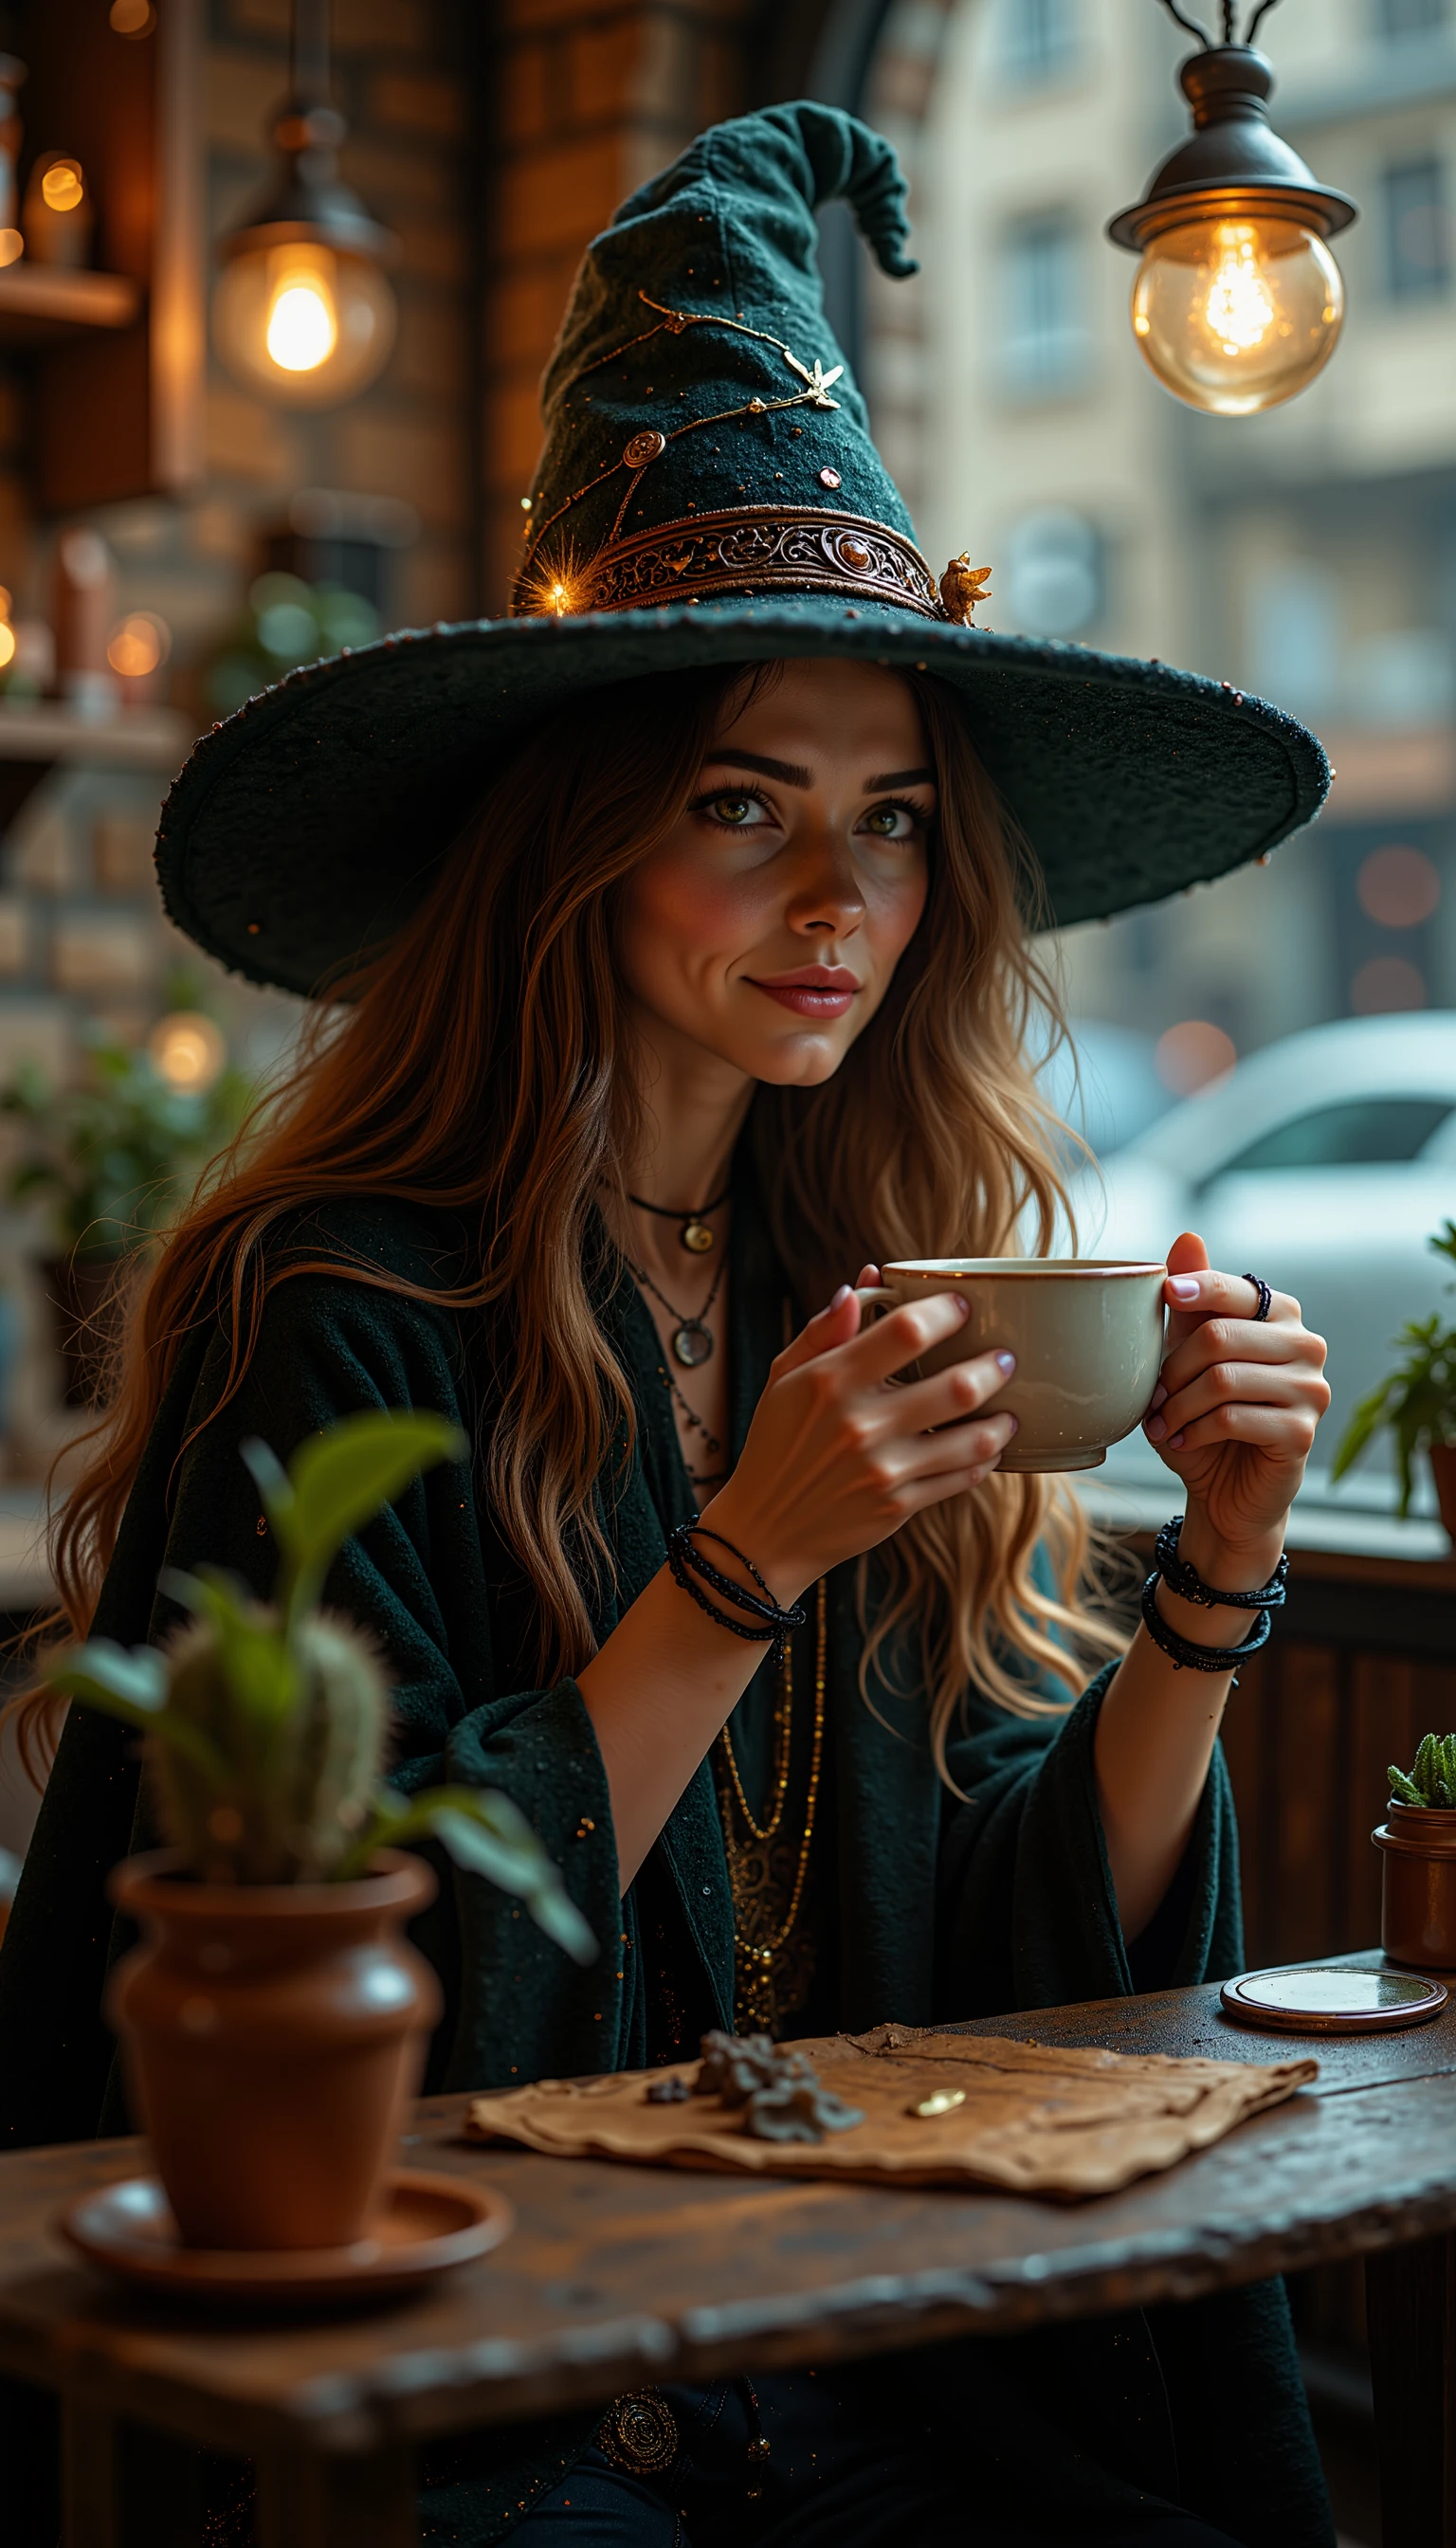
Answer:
[
  {"xmin": 1331, "ymin": 1378, "xmax": 1396, "ymax": 1482},
  {"xmin": 337, "ymin": 1784, "xmax": 597, "ymax": 1965},
  {"xmin": 266, "ymin": 1411, "xmax": 466, "ymax": 1620},
  {"xmin": 1389, "ymin": 1765, "xmax": 1426, "ymax": 1807},
  {"xmin": 42, "ymin": 1639, "xmax": 167, "ymax": 1717}
]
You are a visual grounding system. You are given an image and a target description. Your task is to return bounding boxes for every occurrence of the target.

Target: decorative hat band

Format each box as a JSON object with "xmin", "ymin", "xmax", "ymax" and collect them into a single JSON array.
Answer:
[{"xmin": 517, "ymin": 504, "xmax": 953, "ymax": 621}]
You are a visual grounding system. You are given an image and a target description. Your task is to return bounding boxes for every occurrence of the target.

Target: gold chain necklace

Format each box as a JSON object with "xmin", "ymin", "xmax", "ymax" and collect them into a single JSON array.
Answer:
[{"xmin": 714, "ymin": 1576, "xmax": 827, "ymax": 2033}]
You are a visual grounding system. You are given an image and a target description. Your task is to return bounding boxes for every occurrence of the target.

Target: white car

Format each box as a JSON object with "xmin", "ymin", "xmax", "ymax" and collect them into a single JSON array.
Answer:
[{"xmin": 1070, "ymin": 1012, "xmax": 1456, "ymax": 1485}]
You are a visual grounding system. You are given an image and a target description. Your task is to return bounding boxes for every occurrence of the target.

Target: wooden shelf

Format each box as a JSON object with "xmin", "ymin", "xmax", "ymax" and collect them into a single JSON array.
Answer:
[{"xmin": 0, "ymin": 264, "xmax": 141, "ymax": 347}]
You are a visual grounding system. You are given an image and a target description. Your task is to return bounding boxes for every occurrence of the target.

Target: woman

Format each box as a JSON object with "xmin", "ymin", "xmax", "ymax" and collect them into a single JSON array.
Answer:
[{"xmin": 0, "ymin": 104, "xmax": 1334, "ymax": 2548}]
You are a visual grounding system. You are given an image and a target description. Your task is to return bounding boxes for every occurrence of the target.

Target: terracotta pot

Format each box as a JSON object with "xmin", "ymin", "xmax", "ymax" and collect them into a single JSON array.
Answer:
[
  {"xmin": 1429, "ymin": 1442, "xmax": 1456, "ymax": 1543},
  {"xmin": 43, "ymin": 1250, "xmax": 120, "ymax": 1408},
  {"xmin": 105, "ymin": 1849, "xmax": 442, "ymax": 2251},
  {"xmin": 1373, "ymin": 1801, "xmax": 1456, "ymax": 1969}
]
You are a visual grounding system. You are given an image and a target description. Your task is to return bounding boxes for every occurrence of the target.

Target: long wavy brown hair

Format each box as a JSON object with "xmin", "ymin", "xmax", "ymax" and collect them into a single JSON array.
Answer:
[{"xmin": 12, "ymin": 657, "xmax": 1123, "ymax": 1788}]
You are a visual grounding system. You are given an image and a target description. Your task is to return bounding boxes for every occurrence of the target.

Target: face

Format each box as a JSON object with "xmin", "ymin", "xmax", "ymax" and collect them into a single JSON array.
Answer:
[{"xmin": 616, "ymin": 659, "xmax": 934, "ymax": 1090}]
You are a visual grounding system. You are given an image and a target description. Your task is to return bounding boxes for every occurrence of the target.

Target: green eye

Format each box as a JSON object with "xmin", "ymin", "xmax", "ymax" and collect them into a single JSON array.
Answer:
[{"xmin": 707, "ymin": 794, "xmax": 758, "ymax": 826}]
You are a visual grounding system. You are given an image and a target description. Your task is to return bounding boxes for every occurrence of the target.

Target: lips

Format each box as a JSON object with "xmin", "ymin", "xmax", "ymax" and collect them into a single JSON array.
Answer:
[{"xmin": 748, "ymin": 967, "xmax": 861, "ymax": 1020}]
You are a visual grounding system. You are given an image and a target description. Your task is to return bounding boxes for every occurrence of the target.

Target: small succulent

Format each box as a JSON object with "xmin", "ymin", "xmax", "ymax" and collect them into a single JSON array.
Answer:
[
  {"xmin": 1389, "ymin": 1733, "xmax": 1456, "ymax": 1811},
  {"xmin": 43, "ymin": 1410, "xmax": 595, "ymax": 1962}
]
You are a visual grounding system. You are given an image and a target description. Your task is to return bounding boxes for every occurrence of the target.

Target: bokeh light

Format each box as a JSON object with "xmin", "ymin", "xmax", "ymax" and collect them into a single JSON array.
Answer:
[
  {"xmin": 1352, "ymin": 956, "xmax": 1427, "ymax": 1014},
  {"xmin": 1155, "ymin": 1020, "xmax": 1237, "ymax": 1095},
  {"xmin": 109, "ymin": 0, "xmax": 157, "ymax": 29},
  {"xmin": 148, "ymin": 1011, "xmax": 227, "ymax": 1095},
  {"xmin": 0, "ymin": 231, "xmax": 22, "ymax": 269},
  {"xmin": 40, "ymin": 163, "xmax": 84, "ymax": 214},
  {"xmin": 1356, "ymin": 844, "xmax": 1441, "ymax": 931},
  {"xmin": 106, "ymin": 610, "xmax": 171, "ymax": 681}
]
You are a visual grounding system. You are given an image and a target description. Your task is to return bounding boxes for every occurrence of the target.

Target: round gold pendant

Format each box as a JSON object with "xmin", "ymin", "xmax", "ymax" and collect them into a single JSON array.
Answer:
[{"xmin": 682, "ymin": 1217, "xmax": 714, "ymax": 1253}]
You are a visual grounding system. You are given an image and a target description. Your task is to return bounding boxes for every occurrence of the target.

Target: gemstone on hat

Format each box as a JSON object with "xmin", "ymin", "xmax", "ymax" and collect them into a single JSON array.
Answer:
[
  {"xmin": 819, "ymin": 467, "xmax": 842, "ymax": 490},
  {"xmin": 835, "ymin": 532, "xmax": 872, "ymax": 573},
  {"xmin": 623, "ymin": 428, "xmax": 666, "ymax": 467}
]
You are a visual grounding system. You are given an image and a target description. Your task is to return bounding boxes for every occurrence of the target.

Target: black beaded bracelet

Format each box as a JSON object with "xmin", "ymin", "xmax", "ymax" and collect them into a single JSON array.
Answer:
[
  {"xmin": 1140, "ymin": 1572, "xmax": 1271, "ymax": 1678},
  {"xmin": 1153, "ymin": 1515, "xmax": 1288, "ymax": 1612},
  {"xmin": 666, "ymin": 1520, "xmax": 806, "ymax": 1661}
]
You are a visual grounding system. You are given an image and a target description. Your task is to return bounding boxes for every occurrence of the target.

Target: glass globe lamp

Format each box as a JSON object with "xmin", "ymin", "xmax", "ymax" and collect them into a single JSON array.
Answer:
[
  {"xmin": 1130, "ymin": 213, "xmax": 1344, "ymax": 416},
  {"xmin": 1109, "ymin": 30, "xmax": 1356, "ymax": 420},
  {"xmin": 214, "ymin": 238, "xmax": 396, "ymax": 408},
  {"xmin": 212, "ymin": 103, "xmax": 398, "ymax": 410}
]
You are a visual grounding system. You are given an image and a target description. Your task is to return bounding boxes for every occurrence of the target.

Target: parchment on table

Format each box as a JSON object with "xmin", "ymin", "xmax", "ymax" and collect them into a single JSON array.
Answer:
[{"xmin": 465, "ymin": 2021, "xmax": 1318, "ymax": 2199}]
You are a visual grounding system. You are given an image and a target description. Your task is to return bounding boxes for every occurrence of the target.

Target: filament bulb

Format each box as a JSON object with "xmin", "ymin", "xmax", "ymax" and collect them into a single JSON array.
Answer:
[{"xmin": 1131, "ymin": 213, "xmax": 1344, "ymax": 417}]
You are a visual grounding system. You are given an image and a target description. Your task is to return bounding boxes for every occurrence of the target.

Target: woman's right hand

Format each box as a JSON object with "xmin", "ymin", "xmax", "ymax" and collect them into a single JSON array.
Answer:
[{"xmin": 701, "ymin": 1281, "xmax": 1017, "ymax": 1607}]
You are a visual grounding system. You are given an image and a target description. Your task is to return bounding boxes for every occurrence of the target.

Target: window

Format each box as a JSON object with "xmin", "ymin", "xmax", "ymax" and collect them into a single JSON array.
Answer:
[
  {"xmin": 1374, "ymin": 0, "xmax": 1448, "ymax": 38},
  {"xmin": 999, "ymin": 214, "xmax": 1088, "ymax": 397},
  {"xmin": 1006, "ymin": 508, "xmax": 1103, "ymax": 635},
  {"xmin": 1382, "ymin": 156, "xmax": 1450, "ymax": 297},
  {"xmin": 1216, "ymin": 1098, "xmax": 1453, "ymax": 1174},
  {"xmin": 996, "ymin": 0, "xmax": 1077, "ymax": 87}
]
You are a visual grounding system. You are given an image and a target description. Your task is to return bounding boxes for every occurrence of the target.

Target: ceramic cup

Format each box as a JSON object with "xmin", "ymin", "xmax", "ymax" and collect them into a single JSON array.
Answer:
[{"xmin": 855, "ymin": 1258, "xmax": 1168, "ymax": 1473}]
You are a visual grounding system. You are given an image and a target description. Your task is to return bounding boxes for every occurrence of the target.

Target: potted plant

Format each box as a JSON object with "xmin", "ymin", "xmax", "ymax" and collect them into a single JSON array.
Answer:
[
  {"xmin": 2, "ymin": 1021, "xmax": 251, "ymax": 1405},
  {"xmin": 1373, "ymin": 1734, "xmax": 1456, "ymax": 1970},
  {"xmin": 44, "ymin": 1408, "xmax": 594, "ymax": 2251},
  {"xmin": 1333, "ymin": 1218, "xmax": 1456, "ymax": 1533}
]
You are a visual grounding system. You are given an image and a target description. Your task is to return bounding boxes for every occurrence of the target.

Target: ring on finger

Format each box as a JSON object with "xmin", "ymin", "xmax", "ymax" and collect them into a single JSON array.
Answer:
[{"xmin": 1242, "ymin": 1271, "xmax": 1272, "ymax": 1323}]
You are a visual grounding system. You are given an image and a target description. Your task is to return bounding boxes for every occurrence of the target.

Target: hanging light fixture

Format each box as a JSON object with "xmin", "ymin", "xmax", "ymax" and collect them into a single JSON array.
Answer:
[
  {"xmin": 213, "ymin": 0, "xmax": 399, "ymax": 409},
  {"xmin": 1108, "ymin": 1, "xmax": 1357, "ymax": 417}
]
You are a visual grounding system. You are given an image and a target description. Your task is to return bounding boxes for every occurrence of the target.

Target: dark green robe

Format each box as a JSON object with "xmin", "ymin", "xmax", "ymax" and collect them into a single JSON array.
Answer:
[{"xmin": 0, "ymin": 1196, "xmax": 1332, "ymax": 2547}]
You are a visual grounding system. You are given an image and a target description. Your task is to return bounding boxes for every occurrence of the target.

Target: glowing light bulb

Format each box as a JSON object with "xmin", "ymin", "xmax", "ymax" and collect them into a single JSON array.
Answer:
[
  {"xmin": 264, "ymin": 267, "xmax": 337, "ymax": 373},
  {"xmin": 41, "ymin": 163, "xmax": 83, "ymax": 213},
  {"xmin": 0, "ymin": 592, "xmax": 16, "ymax": 673},
  {"xmin": 147, "ymin": 1011, "xmax": 227, "ymax": 1095},
  {"xmin": 1130, "ymin": 214, "xmax": 1344, "ymax": 417},
  {"xmin": 214, "ymin": 239, "xmax": 396, "ymax": 407},
  {"xmin": 106, "ymin": 610, "xmax": 171, "ymax": 681}
]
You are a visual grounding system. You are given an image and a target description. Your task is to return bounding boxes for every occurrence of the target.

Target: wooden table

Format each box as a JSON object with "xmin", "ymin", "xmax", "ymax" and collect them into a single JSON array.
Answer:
[{"xmin": 3, "ymin": 1949, "xmax": 1454, "ymax": 2548}]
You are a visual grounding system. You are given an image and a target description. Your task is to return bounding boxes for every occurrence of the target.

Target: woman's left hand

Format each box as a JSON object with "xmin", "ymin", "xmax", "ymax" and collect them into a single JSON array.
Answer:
[{"xmin": 1143, "ymin": 1230, "xmax": 1330, "ymax": 1567}]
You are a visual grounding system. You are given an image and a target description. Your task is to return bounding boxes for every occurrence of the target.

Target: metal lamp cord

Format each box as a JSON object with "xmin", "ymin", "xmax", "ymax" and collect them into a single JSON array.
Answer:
[{"xmin": 1156, "ymin": 0, "xmax": 1284, "ymax": 48}]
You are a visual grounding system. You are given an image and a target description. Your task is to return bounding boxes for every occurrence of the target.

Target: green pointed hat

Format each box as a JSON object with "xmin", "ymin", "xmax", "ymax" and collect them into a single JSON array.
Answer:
[{"xmin": 157, "ymin": 103, "xmax": 1328, "ymax": 999}]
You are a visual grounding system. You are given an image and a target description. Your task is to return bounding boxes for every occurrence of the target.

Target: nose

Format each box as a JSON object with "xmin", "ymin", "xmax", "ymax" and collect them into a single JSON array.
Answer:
[{"xmin": 782, "ymin": 828, "xmax": 865, "ymax": 938}]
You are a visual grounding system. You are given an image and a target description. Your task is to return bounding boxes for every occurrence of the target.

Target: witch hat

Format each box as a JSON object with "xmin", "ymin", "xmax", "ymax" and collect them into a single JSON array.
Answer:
[{"xmin": 157, "ymin": 103, "xmax": 1328, "ymax": 1000}]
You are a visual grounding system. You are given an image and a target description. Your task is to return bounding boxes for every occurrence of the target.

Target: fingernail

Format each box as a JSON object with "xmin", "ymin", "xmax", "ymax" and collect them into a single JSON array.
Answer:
[
  {"xmin": 1150, "ymin": 1383, "xmax": 1168, "ymax": 1411},
  {"xmin": 829, "ymin": 1283, "xmax": 851, "ymax": 1310},
  {"xmin": 1168, "ymin": 1276, "xmax": 1200, "ymax": 1302},
  {"xmin": 1004, "ymin": 1411, "xmax": 1019, "ymax": 1435},
  {"xmin": 1167, "ymin": 1430, "xmax": 1185, "ymax": 1450},
  {"xmin": 953, "ymin": 1293, "xmax": 970, "ymax": 1316},
  {"xmin": 1145, "ymin": 1414, "xmax": 1167, "ymax": 1442},
  {"xmin": 995, "ymin": 1350, "xmax": 1016, "ymax": 1374}
]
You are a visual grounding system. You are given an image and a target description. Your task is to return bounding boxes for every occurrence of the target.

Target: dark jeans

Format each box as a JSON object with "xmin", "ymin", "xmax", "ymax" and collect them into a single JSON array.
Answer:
[{"xmin": 515, "ymin": 2372, "xmax": 1246, "ymax": 2547}]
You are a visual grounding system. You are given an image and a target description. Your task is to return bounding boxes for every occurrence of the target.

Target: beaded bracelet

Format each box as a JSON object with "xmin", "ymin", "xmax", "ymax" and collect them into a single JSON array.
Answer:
[
  {"xmin": 1139, "ymin": 1572, "xmax": 1272, "ymax": 1678},
  {"xmin": 666, "ymin": 1520, "xmax": 806, "ymax": 1661},
  {"xmin": 1153, "ymin": 1515, "xmax": 1288, "ymax": 1612}
]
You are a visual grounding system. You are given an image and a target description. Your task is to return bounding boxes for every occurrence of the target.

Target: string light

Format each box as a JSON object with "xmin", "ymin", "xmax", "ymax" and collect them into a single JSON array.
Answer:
[
  {"xmin": 0, "ymin": 591, "xmax": 17, "ymax": 673},
  {"xmin": 106, "ymin": 610, "xmax": 171, "ymax": 682},
  {"xmin": 148, "ymin": 1012, "xmax": 227, "ymax": 1095}
]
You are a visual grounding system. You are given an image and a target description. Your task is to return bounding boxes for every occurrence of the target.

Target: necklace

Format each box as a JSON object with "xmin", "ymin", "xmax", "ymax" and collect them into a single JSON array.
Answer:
[
  {"xmin": 714, "ymin": 1576, "xmax": 828, "ymax": 2036},
  {"xmin": 658, "ymin": 1362, "xmax": 724, "ymax": 1489},
  {"xmin": 627, "ymin": 1186, "xmax": 730, "ymax": 1255},
  {"xmin": 632, "ymin": 1247, "xmax": 726, "ymax": 1368}
]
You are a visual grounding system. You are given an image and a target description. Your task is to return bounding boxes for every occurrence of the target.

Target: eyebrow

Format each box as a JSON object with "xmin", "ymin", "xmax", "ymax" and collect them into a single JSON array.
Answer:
[{"xmin": 703, "ymin": 750, "xmax": 937, "ymax": 793}]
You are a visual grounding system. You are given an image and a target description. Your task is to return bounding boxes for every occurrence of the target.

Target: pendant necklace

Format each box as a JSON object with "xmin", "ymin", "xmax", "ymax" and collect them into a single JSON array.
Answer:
[
  {"xmin": 632, "ymin": 1247, "xmax": 726, "ymax": 1368},
  {"xmin": 627, "ymin": 1185, "xmax": 730, "ymax": 1255}
]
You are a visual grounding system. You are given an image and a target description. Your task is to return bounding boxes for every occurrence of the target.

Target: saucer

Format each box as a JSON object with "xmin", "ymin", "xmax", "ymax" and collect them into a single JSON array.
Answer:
[
  {"xmin": 60, "ymin": 2167, "xmax": 514, "ymax": 2304},
  {"xmin": 1221, "ymin": 1964, "xmax": 1448, "ymax": 2034}
]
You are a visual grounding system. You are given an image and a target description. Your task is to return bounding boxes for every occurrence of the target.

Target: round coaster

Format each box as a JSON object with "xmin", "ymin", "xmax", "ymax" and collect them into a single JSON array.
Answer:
[{"xmin": 1221, "ymin": 1964, "xmax": 1448, "ymax": 2034}]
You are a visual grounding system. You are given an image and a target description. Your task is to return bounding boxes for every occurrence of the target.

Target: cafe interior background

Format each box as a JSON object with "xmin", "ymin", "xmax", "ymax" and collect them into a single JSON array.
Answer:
[{"xmin": 0, "ymin": 0, "xmax": 1452, "ymax": 2529}]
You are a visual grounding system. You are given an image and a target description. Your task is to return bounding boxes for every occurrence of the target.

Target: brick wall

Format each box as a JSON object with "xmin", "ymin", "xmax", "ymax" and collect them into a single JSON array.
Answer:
[{"xmin": 481, "ymin": 0, "xmax": 755, "ymax": 608}]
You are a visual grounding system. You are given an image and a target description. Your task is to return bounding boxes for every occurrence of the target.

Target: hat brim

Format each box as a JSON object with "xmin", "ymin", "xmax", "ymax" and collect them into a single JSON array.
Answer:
[{"xmin": 157, "ymin": 600, "xmax": 1328, "ymax": 998}]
